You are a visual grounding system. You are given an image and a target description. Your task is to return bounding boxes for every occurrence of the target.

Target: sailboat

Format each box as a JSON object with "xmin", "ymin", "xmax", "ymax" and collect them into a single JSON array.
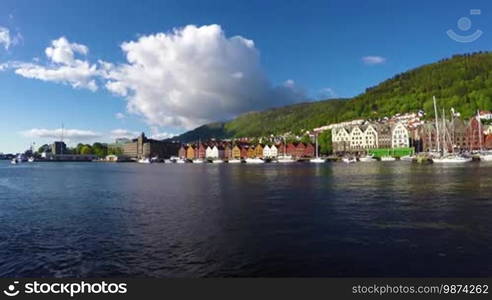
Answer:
[
  {"xmin": 359, "ymin": 155, "xmax": 375, "ymax": 162},
  {"xmin": 475, "ymin": 110, "xmax": 492, "ymax": 162},
  {"xmin": 432, "ymin": 98, "xmax": 471, "ymax": 164},
  {"xmin": 310, "ymin": 134, "xmax": 325, "ymax": 163},
  {"xmin": 277, "ymin": 137, "xmax": 295, "ymax": 163},
  {"xmin": 137, "ymin": 157, "xmax": 151, "ymax": 164}
]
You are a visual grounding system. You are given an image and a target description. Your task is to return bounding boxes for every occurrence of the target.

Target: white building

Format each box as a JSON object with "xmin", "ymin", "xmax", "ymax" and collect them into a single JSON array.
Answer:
[
  {"xmin": 206, "ymin": 146, "xmax": 218, "ymax": 158},
  {"xmin": 363, "ymin": 124, "xmax": 378, "ymax": 149},
  {"xmin": 391, "ymin": 123, "xmax": 410, "ymax": 148},
  {"xmin": 349, "ymin": 126, "xmax": 364, "ymax": 150},
  {"xmin": 263, "ymin": 145, "xmax": 278, "ymax": 158}
]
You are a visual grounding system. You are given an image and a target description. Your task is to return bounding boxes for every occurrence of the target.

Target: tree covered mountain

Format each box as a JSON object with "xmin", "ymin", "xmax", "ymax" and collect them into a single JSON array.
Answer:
[{"xmin": 174, "ymin": 51, "xmax": 492, "ymax": 142}]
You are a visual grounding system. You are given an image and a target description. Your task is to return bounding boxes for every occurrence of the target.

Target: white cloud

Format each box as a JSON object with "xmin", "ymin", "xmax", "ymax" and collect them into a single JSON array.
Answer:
[
  {"xmin": 0, "ymin": 27, "xmax": 11, "ymax": 50},
  {"xmin": 362, "ymin": 56, "xmax": 386, "ymax": 65},
  {"xmin": 115, "ymin": 112, "xmax": 126, "ymax": 120},
  {"xmin": 10, "ymin": 25, "xmax": 306, "ymax": 130},
  {"xmin": 21, "ymin": 128, "xmax": 102, "ymax": 141},
  {"xmin": 318, "ymin": 87, "xmax": 336, "ymax": 99},
  {"xmin": 14, "ymin": 37, "xmax": 99, "ymax": 91},
  {"xmin": 103, "ymin": 24, "xmax": 305, "ymax": 129},
  {"xmin": 150, "ymin": 127, "xmax": 174, "ymax": 140},
  {"xmin": 109, "ymin": 129, "xmax": 139, "ymax": 140}
]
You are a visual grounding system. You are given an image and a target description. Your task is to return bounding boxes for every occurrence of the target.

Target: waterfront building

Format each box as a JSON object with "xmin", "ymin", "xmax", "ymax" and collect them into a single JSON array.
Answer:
[
  {"xmin": 349, "ymin": 126, "xmax": 364, "ymax": 150},
  {"xmin": 263, "ymin": 145, "xmax": 278, "ymax": 158},
  {"xmin": 332, "ymin": 127, "xmax": 350, "ymax": 153},
  {"xmin": 294, "ymin": 143, "xmax": 306, "ymax": 158},
  {"xmin": 240, "ymin": 145, "xmax": 249, "ymax": 158},
  {"xmin": 247, "ymin": 146, "xmax": 256, "ymax": 158},
  {"xmin": 255, "ymin": 144, "xmax": 264, "ymax": 158},
  {"xmin": 122, "ymin": 133, "xmax": 180, "ymax": 159},
  {"xmin": 224, "ymin": 145, "xmax": 232, "ymax": 159},
  {"xmin": 178, "ymin": 146, "xmax": 187, "ymax": 158},
  {"xmin": 216, "ymin": 145, "xmax": 225, "ymax": 159},
  {"xmin": 286, "ymin": 143, "xmax": 297, "ymax": 157},
  {"xmin": 467, "ymin": 117, "xmax": 484, "ymax": 151},
  {"xmin": 205, "ymin": 145, "xmax": 215, "ymax": 158},
  {"xmin": 303, "ymin": 143, "xmax": 315, "ymax": 157},
  {"xmin": 51, "ymin": 141, "xmax": 67, "ymax": 155},
  {"xmin": 232, "ymin": 145, "xmax": 242, "ymax": 159},
  {"xmin": 186, "ymin": 145, "xmax": 196, "ymax": 160},
  {"xmin": 391, "ymin": 123, "xmax": 410, "ymax": 148},
  {"xmin": 363, "ymin": 124, "xmax": 378, "ymax": 149},
  {"xmin": 197, "ymin": 143, "xmax": 207, "ymax": 159}
]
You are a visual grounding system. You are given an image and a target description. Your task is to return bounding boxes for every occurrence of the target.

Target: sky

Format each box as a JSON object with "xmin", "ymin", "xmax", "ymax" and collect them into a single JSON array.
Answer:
[{"xmin": 1, "ymin": 0, "xmax": 492, "ymax": 153}]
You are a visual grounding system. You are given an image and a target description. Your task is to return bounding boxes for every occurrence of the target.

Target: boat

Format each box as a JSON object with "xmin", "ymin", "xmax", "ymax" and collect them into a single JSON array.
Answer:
[
  {"xmin": 212, "ymin": 159, "xmax": 224, "ymax": 164},
  {"xmin": 359, "ymin": 155, "xmax": 375, "ymax": 162},
  {"xmin": 342, "ymin": 157, "xmax": 356, "ymax": 163},
  {"xmin": 28, "ymin": 157, "xmax": 35, "ymax": 163},
  {"xmin": 176, "ymin": 158, "xmax": 187, "ymax": 164},
  {"xmin": 193, "ymin": 159, "xmax": 205, "ymax": 164},
  {"xmin": 277, "ymin": 155, "xmax": 295, "ymax": 163},
  {"xmin": 380, "ymin": 156, "xmax": 396, "ymax": 161},
  {"xmin": 228, "ymin": 159, "xmax": 242, "ymax": 163},
  {"xmin": 400, "ymin": 155, "xmax": 414, "ymax": 161},
  {"xmin": 10, "ymin": 158, "xmax": 18, "ymax": 165},
  {"xmin": 432, "ymin": 155, "xmax": 472, "ymax": 163},
  {"xmin": 479, "ymin": 151, "xmax": 492, "ymax": 161},
  {"xmin": 310, "ymin": 134, "xmax": 325, "ymax": 163},
  {"xmin": 245, "ymin": 158, "xmax": 264, "ymax": 164},
  {"xmin": 137, "ymin": 158, "xmax": 151, "ymax": 164}
]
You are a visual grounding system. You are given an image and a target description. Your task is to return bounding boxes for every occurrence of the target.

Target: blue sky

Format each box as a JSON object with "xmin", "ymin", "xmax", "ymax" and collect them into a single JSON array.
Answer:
[{"xmin": 1, "ymin": 0, "xmax": 491, "ymax": 153}]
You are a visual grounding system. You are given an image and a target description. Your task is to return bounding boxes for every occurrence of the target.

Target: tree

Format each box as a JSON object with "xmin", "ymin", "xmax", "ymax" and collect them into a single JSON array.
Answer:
[
  {"xmin": 80, "ymin": 145, "xmax": 93, "ymax": 155},
  {"xmin": 37, "ymin": 144, "xmax": 50, "ymax": 154},
  {"xmin": 318, "ymin": 130, "xmax": 332, "ymax": 155},
  {"xmin": 92, "ymin": 143, "xmax": 108, "ymax": 158},
  {"xmin": 300, "ymin": 134, "xmax": 312, "ymax": 144}
]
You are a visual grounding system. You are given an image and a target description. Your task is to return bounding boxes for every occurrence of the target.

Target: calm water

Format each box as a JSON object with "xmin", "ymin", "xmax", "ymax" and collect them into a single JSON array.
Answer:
[{"xmin": 0, "ymin": 160, "xmax": 491, "ymax": 277}]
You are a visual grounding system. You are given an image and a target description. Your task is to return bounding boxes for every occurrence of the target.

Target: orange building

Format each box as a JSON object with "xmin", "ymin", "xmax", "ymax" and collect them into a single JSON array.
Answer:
[
  {"xmin": 232, "ymin": 145, "xmax": 242, "ymax": 159},
  {"xmin": 255, "ymin": 144, "xmax": 264, "ymax": 158},
  {"xmin": 186, "ymin": 145, "xmax": 196, "ymax": 159}
]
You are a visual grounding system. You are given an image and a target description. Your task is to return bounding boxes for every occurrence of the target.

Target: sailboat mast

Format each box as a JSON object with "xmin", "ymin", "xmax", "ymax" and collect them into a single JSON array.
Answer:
[
  {"xmin": 315, "ymin": 133, "xmax": 319, "ymax": 158},
  {"xmin": 477, "ymin": 110, "xmax": 483, "ymax": 151},
  {"xmin": 433, "ymin": 96, "xmax": 440, "ymax": 153}
]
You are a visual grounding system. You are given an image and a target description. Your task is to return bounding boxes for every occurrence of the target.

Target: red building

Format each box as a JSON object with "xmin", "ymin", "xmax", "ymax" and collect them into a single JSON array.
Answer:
[
  {"xmin": 178, "ymin": 145, "xmax": 187, "ymax": 158},
  {"xmin": 197, "ymin": 143, "xmax": 207, "ymax": 159},
  {"xmin": 240, "ymin": 146, "xmax": 249, "ymax": 158},
  {"xmin": 466, "ymin": 118, "xmax": 484, "ymax": 151},
  {"xmin": 295, "ymin": 143, "xmax": 306, "ymax": 158},
  {"xmin": 303, "ymin": 143, "xmax": 315, "ymax": 157},
  {"xmin": 286, "ymin": 143, "xmax": 297, "ymax": 157}
]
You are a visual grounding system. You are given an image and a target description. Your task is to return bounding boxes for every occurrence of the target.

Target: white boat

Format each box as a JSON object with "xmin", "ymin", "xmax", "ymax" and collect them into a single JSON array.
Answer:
[
  {"xmin": 358, "ymin": 155, "xmax": 375, "ymax": 162},
  {"xmin": 137, "ymin": 158, "xmax": 151, "ymax": 164},
  {"xmin": 212, "ymin": 159, "xmax": 224, "ymax": 164},
  {"xmin": 10, "ymin": 158, "xmax": 18, "ymax": 165},
  {"xmin": 193, "ymin": 159, "xmax": 205, "ymax": 164},
  {"xmin": 28, "ymin": 157, "xmax": 35, "ymax": 163},
  {"xmin": 479, "ymin": 152, "xmax": 492, "ymax": 162},
  {"xmin": 310, "ymin": 135, "xmax": 325, "ymax": 163},
  {"xmin": 163, "ymin": 159, "xmax": 172, "ymax": 163},
  {"xmin": 380, "ymin": 156, "xmax": 396, "ymax": 161},
  {"xmin": 228, "ymin": 159, "xmax": 242, "ymax": 163},
  {"xmin": 245, "ymin": 158, "xmax": 264, "ymax": 164},
  {"xmin": 277, "ymin": 155, "xmax": 295, "ymax": 163},
  {"xmin": 176, "ymin": 158, "xmax": 187, "ymax": 164},
  {"xmin": 342, "ymin": 157, "xmax": 356, "ymax": 164},
  {"xmin": 432, "ymin": 155, "xmax": 472, "ymax": 163},
  {"xmin": 400, "ymin": 155, "xmax": 414, "ymax": 161}
]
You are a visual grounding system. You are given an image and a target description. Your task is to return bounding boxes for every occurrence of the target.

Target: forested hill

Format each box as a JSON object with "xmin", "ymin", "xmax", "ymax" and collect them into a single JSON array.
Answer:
[{"xmin": 174, "ymin": 51, "xmax": 492, "ymax": 142}]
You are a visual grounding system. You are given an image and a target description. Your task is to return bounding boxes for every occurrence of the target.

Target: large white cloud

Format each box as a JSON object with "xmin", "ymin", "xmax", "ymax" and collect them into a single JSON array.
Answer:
[
  {"xmin": 109, "ymin": 129, "xmax": 139, "ymax": 140},
  {"xmin": 361, "ymin": 56, "xmax": 386, "ymax": 65},
  {"xmin": 103, "ymin": 24, "xmax": 305, "ymax": 129},
  {"xmin": 21, "ymin": 128, "xmax": 102, "ymax": 140},
  {"xmin": 10, "ymin": 25, "xmax": 306, "ymax": 131},
  {"xmin": 14, "ymin": 37, "xmax": 99, "ymax": 91},
  {"xmin": 0, "ymin": 27, "xmax": 11, "ymax": 50}
]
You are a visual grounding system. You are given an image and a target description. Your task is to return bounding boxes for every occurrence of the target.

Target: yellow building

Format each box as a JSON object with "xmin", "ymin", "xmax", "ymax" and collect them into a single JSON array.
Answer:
[
  {"xmin": 247, "ymin": 146, "xmax": 256, "ymax": 158},
  {"xmin": 255, "ymin": 144, "xmax": 264, "ymax": 158},
  {"xmin": 232, "ymin": 145, "xmax": 241, "ymax": 159},
  {"xmin": 186, "ymin": 145, "xmax": 196, "ymax": 159}
]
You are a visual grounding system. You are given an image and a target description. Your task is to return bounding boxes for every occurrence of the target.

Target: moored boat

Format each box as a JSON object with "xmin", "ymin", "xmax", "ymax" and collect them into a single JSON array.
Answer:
[
  {"xmin": 228, "ymin": 159, "xmax": 242, "ymax": 163},
  {"xmin": 137, "ymin": 158, "xmax": 151, "ymax": 164},
  {"xmin": 432, "ymin": 155, "xmax": 472, "ymax": 163},
  {"xmin": 245, "ymin": 158, "xmax": 264, "ymax": 164},
  {"xmin": 380, "ymin": 156, "xmax": 396, "ymax": 161},
  {"xmin": 358, "ymin": 155, "xmax": 375, "ymax": 162},
  {"xmin": 310, "ymin": 157, "xmax": 326, "ymax": 163},
  {"xmin": 277, "ymin": 155, "xmax": 295, "ymax": 163},
  {"xmin": 342, "ymin": 157, "xmax": 356, "ymax": 164}
]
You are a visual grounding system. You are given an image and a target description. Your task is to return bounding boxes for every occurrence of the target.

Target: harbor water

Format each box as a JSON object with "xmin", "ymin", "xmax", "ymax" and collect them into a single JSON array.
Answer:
[{"xmin": 0, "ymin": 160, "xmax": 491, "ymax": 277}]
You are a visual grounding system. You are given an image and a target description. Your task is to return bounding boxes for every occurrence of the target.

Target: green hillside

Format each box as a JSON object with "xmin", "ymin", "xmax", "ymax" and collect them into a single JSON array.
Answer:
[{"xmin": 175, "ymin": 51, "xmax": 492, "ymax": 142}]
